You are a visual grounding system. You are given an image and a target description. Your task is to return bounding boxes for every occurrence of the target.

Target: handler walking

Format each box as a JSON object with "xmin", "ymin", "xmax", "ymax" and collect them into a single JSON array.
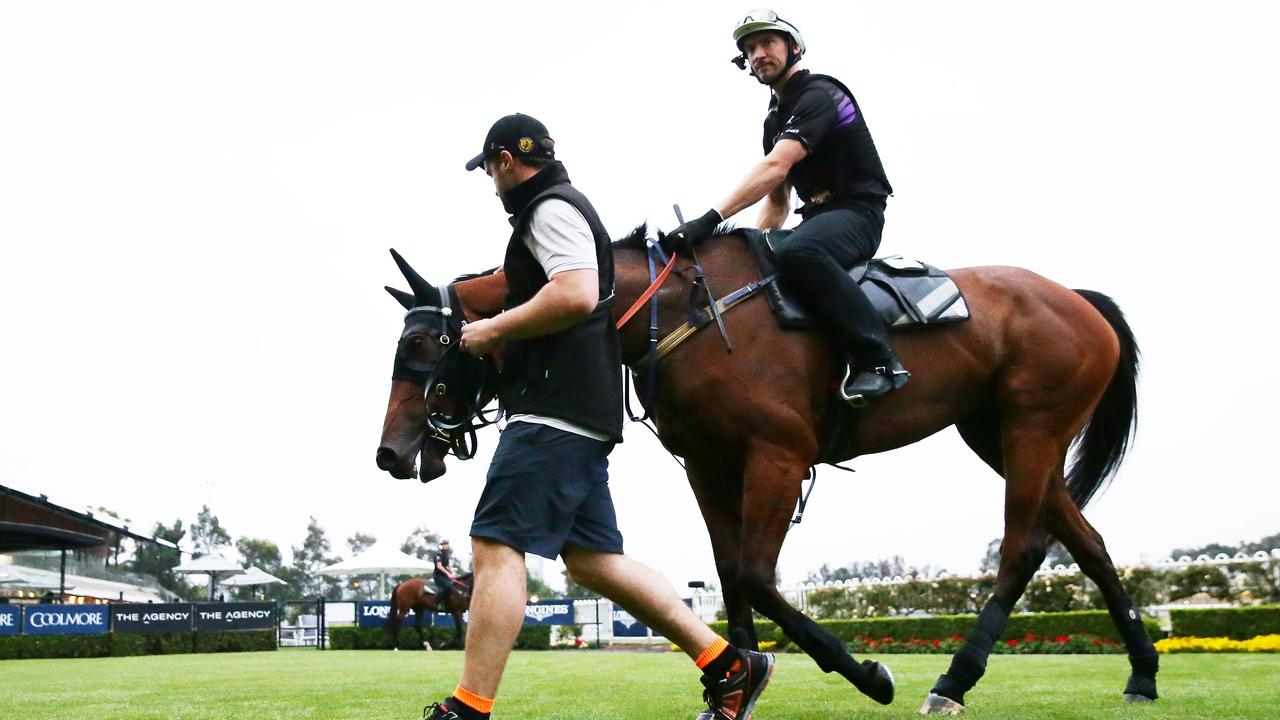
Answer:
[{"xmin": 421, "ymin": 113, "xmax": 773, "ymax": 720}]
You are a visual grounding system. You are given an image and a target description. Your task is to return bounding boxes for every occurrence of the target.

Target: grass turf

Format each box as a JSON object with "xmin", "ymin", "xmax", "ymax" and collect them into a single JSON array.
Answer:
[{"xmin": 1, "ymin": 649, "xmax": 1276, "ymax": 719}]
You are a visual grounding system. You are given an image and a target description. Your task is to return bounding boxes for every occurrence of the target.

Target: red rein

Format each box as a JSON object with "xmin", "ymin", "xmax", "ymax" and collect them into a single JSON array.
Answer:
[{"xmin": 615, "ymin": 252, "xmax": 678, "ymax": 330}]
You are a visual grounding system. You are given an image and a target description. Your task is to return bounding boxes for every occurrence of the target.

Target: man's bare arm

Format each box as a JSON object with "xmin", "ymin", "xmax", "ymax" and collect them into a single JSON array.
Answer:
[
  {"xmin": 716, "ymin": 139, "xmax": 807, "ymax": 220},
  {"xmin": 459, "ymin": 268, "xmax": 598, "ymax": 356},
  {"xmin": 757, "ymin": 180, "xmax": 792, "ymax": 230}
]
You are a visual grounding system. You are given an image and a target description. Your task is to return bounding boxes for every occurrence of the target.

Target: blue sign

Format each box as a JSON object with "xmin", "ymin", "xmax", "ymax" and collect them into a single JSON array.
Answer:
[
  {"xmin": 612, "ymin": 608, "xmax": 649, "ymax": 637},
  {"xmin": 23, "ymin": 604, "xmax": 109, "ymax": 635},
  {"xmin": 357, "ymin": 601, "xmax": 438, "ymax": 630},
  {"xmin": 0, "ymin": 605, "xmax": 19, "ymax": 636},
  {"xmin": 523, "ymin": 600, "xmax": 573, "ymax": 626}
]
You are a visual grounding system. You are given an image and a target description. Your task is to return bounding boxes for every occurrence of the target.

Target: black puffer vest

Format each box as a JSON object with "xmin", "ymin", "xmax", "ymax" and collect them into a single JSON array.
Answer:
[{"xmin": 499, "ymin": 162, "xmax": 623, "ymax": 441}]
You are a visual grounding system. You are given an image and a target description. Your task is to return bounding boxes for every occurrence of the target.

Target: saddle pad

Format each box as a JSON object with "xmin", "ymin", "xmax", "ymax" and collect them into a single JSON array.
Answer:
[{"xmin": 744, "ymin": 228, "xmax": 970, "ymax": 331}]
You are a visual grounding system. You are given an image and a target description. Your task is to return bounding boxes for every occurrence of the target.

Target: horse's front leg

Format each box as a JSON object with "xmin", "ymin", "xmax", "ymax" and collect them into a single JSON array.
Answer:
[
  {"xmin": 686, "ymin": 459, "xmax": 756, "ymax": 650},
  {"xmin": 737, "ymin": 441, "xmax": 896, "ymax": 705}
]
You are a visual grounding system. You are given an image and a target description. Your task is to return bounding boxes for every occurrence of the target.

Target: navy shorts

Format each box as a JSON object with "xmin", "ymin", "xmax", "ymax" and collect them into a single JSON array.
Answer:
[{"xmin": 470, "ymin": 422, "xmax": 624, "ymax": 560}]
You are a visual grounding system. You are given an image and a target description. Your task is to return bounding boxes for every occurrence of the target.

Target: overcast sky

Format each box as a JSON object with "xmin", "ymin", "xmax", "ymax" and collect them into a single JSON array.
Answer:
[{"xmin": 2, "ymin": 1, "xmax": 1277, "ymax": 593}]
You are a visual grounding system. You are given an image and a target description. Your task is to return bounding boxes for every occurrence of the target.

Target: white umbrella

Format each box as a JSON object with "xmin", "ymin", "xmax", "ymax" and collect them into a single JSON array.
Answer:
[
  {"xmin": 219, "ymin": 566, "xmax": 286, "ymax": 587},
  {"xmin": 219, "ymin": 566, "xmax": 286, "ymax": 600},
  {"xmin": 174, "ymin": 553, "xmax": 244, "ymax": 600},
  {"xmin": 318, "ymin": 543, "xmax": 434, "ymax": 597}
]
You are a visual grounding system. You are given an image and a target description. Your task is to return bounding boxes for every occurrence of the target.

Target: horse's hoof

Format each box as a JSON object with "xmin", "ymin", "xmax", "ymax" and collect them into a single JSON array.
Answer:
[
  {"xmin": 423, "ymin": 642, "xmax": 433, "ymax": 651},
  {"xmin": 392, "ymin": 647, "xmax": 399, "ymax": 652},
  {"xmin": 858, "ymin": 660, "xmax": 895, "ymax": 705},
  {"xmin": 1123, "ymin": 694, "xmax": 1156, "ymax": 704},
  {"xmin": 919, "ymin": 693, "xmax": 965, "ymax": 715}
]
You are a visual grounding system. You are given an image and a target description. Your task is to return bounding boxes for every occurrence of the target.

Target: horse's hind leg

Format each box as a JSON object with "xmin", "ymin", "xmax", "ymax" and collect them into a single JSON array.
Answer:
[
  {"xmin": 737, "ymin": 444, "xmax": 896, "ymax": 705},
  {"xmin": 1043, "ymin": 482, "xmax": 1159, "ymax": 702},
  {"xmin": 686, "ymin": 460, "xmax": 757, "ymax": 650},
  {"xmin": 925, "ymin": 426, "xmax": 1057, "ymax": 713}
]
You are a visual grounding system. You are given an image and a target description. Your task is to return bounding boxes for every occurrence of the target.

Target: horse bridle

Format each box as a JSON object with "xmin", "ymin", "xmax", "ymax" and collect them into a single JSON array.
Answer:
[{"xmin": 395, "ymin": 285, "xmax": 500, "ymax": 462}]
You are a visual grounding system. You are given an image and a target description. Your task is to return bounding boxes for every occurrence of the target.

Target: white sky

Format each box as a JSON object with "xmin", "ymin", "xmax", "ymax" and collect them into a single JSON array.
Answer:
[{"xmin": 2, "ymin": 1, "xmax": 1278, "ymax": 593}]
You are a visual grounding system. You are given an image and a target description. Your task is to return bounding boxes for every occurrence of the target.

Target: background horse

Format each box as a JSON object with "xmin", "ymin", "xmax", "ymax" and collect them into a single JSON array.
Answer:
[
  {"xmin": 377, "ymin": 230, "xmax": 1155, "ymax": 713},
  {"xmin": 388, "ymin": 576, "xmax": 472, "ymax": 649}
]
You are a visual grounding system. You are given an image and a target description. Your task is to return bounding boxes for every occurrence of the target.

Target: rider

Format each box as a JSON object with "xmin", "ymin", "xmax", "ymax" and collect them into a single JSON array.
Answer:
[
  {"xmin": 664, "ymin": 9, "xmax": 908, "ymax": 405},
  {"xmin": 433, "ymin": 539, "xmax": 456, "ymax": 605},
  {"xmin": 418, "ymin": 113, "xmax": 773, "ymax": 720}
]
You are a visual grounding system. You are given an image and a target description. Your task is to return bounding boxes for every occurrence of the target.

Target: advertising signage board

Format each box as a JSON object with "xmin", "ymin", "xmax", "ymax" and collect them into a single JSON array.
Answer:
[
  {"xmin": 0, "ymin": 605, "xmax": 20, "ymax": 636},
  {"xmin": 111, "ymin": 603, "xmax": 193, "ymax": 634},
  {"xmin": 193, "ymin": 602, "xmax": 275, "ymax": 631},
  {"xmin": 22, "ymin": 604, "xmax": 109, "ymax": 635}
]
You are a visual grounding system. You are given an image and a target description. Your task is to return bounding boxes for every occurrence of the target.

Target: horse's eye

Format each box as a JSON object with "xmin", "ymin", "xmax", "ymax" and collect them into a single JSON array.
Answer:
[{"xmin": 406, "ymin": 335, "xmax": 423, "ymax": 352}]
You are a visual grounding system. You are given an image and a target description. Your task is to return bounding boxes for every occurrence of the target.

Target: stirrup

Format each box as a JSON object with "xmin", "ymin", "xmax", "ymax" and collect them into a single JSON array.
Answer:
[{"xmin": 839, "ymin": 362, "xmax": 909, "ymax": 408}]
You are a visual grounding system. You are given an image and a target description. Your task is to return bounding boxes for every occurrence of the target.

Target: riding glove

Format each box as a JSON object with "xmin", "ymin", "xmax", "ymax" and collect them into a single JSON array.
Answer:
[{"xmin": 662, "ymin": 208, "xmax": 722, "ymax": 256}]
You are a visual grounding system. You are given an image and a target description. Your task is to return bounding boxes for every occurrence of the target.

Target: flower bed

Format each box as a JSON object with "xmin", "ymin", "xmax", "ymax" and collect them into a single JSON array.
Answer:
[
  {"xmin": 1155, "ymin": 634, "xmax": 1280, "ymax": 653},
  {"xmin": 846, "ymin": 632, "xmax": 1124, "ymax": 654}
]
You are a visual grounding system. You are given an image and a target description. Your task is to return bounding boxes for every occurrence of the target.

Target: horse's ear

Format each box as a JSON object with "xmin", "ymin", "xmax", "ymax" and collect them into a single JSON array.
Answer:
[
  {"xmin": 390, "ymin": 248, "xmax": 433, "ymax": 301},
  {"xmin": 385, "ymin": 286, "xmax": 415, "ymax": 310}
]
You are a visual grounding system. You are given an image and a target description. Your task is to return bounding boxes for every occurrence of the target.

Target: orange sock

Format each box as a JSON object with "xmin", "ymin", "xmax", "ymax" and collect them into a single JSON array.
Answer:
[
  {"xmin": 695, "ymin": 637, "xmax": 730, "ymax": 669},
  {"xmin": 452, "ymin": 685, "xmax": 495, "ymax": 714}
]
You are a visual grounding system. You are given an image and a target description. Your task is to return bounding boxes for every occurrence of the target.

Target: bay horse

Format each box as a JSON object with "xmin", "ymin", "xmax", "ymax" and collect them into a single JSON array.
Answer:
[
  {"xmin": 376, "ymin": 229, "xmax": 1156, "ymax": 713},
  {"xmin": 388, "ymin": 576, "xmax": 473, "ymax": 649}
]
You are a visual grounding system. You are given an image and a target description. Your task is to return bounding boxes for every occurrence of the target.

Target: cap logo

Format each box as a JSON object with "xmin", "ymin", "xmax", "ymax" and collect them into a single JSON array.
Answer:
[{"xmin": 518, "ymin": 137, "xmax": 534, "ymax": 153}]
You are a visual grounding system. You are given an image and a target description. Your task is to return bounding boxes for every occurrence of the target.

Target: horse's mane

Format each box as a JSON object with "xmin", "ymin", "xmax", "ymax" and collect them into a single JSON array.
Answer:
[
  {"xmin": 611, "ymin": 221, "xmax": 742, "ymax": 251},
  {"xmin": 452, "ymin": 266, "xmax": 499, "ymax": 283},
  {"xmin": 611, "ymin": 223, "xmax": 649, "ymax": 251}
]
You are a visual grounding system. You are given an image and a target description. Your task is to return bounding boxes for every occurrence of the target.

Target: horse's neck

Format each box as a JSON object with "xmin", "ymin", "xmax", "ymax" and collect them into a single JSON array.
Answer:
[
  {"xmin": 613, "ymin": 234, "xmax": 758, "ymax": 365},
  {"xmin": 453, "ymin": 272, "xmax": 508, "ymax": 322}
]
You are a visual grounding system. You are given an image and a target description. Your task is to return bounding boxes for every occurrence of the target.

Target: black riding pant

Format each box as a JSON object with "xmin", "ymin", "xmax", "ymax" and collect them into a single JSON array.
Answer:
[
  {"xmin": 433, "ymin": 572, "xmax": 452, "ymax": 603},
  {"xmin": 773, "ymin": 205, "xmax": 893, "ymax": 367}
]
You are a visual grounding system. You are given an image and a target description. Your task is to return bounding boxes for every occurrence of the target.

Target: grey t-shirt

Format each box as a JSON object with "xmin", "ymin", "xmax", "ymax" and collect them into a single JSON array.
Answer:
[{"xmin": 506, "ymin": 199, "xmax": 611, "ymax": 442}]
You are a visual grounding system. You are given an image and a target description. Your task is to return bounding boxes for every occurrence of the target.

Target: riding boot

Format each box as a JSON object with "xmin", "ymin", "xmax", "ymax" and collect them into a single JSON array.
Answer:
[{"xmin": 776, "ymin": 245, "xmax": 908, "ymax": 406}]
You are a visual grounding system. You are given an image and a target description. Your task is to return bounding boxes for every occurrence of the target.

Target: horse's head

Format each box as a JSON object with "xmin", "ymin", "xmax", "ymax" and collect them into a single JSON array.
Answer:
[{"xmin": 376, "ymin": 249, "xmax": 495, "ymax": 482}]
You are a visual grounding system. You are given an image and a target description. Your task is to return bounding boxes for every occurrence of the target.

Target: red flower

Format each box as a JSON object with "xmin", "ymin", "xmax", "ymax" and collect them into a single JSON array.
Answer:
[
  {"xmin": 1054, "ymin": 635, "xmax": 1070, "ymax": 644},
  {"xmin": 932, "ymin": 639, "xmax": 941, "ymax": 648},
  {"xmin": 1024, "ymin": 633, "xmax": 1036, "ymax": 642},
  {"xmin": 1006, "ymin": 639, "xmax": 1019, "ymax": 647},
  {"xmin": 1092, "ymin": 638, "xmax": 1103, "ymax": 646},
  {"xmin": 951, "ymin": 633, "xmax": 965, "ymax": 642}
]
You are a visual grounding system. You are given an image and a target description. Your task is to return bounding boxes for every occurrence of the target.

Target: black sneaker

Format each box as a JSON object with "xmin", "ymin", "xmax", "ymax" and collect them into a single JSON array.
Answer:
[
  {"xmin": 695, "ymin": 650, "xmax": 775, "ymax": 720},
  {"xmin": 840, "ymin": 358, "xmax": 910, "ymax": 407},
  {"xmin": 423, "ymin": 702, "xmax": 459, "ymax": 719}
]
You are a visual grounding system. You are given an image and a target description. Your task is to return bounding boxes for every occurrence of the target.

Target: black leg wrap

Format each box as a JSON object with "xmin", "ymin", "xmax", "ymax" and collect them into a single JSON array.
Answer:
[
  {"xmin": 728, "ymin": 624, "xmax": 758, "ymax": 652},
  {"xmin": 932, "ymin": 598, "xmax": 1011, "ymax": 704},
  {"xmin": 1124, "ymin": 671, "xmax": 1159, "ymax": 701}
]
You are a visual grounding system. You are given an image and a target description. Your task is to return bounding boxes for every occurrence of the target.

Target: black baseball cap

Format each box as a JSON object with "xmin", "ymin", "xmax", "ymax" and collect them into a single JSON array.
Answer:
[{"xmin": 465, "ymin": 113, "xmax": 556, "ymax": 171}]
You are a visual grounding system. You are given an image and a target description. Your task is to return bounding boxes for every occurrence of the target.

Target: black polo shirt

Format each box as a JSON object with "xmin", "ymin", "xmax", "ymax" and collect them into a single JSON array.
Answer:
[{"xmin": 763, "ymin": 70, "xmax": 893, "ymax": 215}]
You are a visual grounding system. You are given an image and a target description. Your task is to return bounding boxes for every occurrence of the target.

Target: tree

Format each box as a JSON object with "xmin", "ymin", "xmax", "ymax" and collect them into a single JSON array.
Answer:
[
  {"xmin": 526, "ymin": 571, "xmax": 556, "ymax": 601},
  {"xmin": 236, "ymin": 537, "xmax": 282, "ymax": 571},
  {"xmin": 290, "ymin": 516, "xmax": 342, "ymax": 599},
  {"xmin": 562, "ymin": 569, "xmax": 597, "ymax": 599},
  {"xmin": 979, "ymin": 537, "xmax": 1072, "ymax": 573},
  {"xmin": 347, "ymin": 532, "xmax": 378, "ymax": 555},
  {"xmin": 190, "ymin": 505, "xmax": 232, "ymax": 558},
  {"xmin": 129, "ymin": 519, "xmax": 197, "ymax": 599},
  {"xmin": 806, "ymin": 556, "xmax": 936, "ymax": 583},
  {"xmin": 400, "ymin": 526, "xmax": 446, "ymax": 561}
]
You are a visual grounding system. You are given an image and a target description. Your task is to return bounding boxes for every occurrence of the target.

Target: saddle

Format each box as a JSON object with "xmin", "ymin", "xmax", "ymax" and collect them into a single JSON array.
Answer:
[
  {"xmin": 741, "ymin": 228, "xmax": 970, "ymax": 463},
  {"xmin": 743, "ymin": 228, "xmax": 970, "ymax": 331}
]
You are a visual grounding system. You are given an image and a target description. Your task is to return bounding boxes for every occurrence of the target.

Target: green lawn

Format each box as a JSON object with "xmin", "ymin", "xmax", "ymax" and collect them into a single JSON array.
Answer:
[{"xmin": 1, "ymin": 649, "xmax": 1275, "ymax": 719}]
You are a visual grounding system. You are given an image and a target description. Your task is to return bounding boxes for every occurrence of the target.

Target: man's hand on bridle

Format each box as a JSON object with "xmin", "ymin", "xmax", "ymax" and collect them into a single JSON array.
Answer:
[{"xmin": 661, "ymin": 208, "xmax": 722, "ymax": 256}]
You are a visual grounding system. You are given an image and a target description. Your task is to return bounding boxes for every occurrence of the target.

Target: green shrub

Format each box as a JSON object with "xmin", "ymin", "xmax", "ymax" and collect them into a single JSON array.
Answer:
[
  {"xmin": 327, "ymin": 625, "xmax": 550, "ymax": 651},
  {"xmin": 329, "ymin": 626, "xmax": 462, "ymax": 650},
  {"xmin": 111, "ymin": 632, "xmax": 195, "ymax": 657},
  {"xmin": 192, "ymin": 630, "xmax": 276, "ymax": 653},
  {"xmin": 710, "ymin": 609, "xmax": 1163, "ymax": 651},
  {"xmin": 1171, "ymin": 605, "xmax": 1280, "ymax": 640},
  {"xmin": 515, "ymin": 625, "xmax": 551, "ymax": 650},
  {"xmin": 22, "ymin": 634, "xmax": 112, "ymax": 659},
  {"xmin": 0, "ymin": 636, "xmax": 22, "ymax": 660}
]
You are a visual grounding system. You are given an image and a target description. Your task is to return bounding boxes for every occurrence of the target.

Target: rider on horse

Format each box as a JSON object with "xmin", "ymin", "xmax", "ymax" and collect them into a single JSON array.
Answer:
[
  {"xmin": 664, "ymin": 9, "xmax": 908, "ymax": 405},
  {"xmin": 433, "ymin": 539, "xmax": 456, "ymax": 605}
]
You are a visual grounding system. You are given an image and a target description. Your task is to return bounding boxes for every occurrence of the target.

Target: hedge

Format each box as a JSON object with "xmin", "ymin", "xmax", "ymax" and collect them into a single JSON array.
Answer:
[
  {"xmin": 328, "ymin": 625, "xmax": 551, "ymax": 651},
  {"xmin": 710, "ymin": 610, "xmax": 1163, "ymax": 650},
  {"xmin": 1171, "ymin": 606, "xmax": 1280, "ymax": 640},
  {"xmin": 0, "ymin": 630, "xmax": 276, "ymax": 660}
]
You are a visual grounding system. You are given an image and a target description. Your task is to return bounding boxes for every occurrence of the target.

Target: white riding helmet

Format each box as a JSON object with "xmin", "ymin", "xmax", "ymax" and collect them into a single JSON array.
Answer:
[{"xmin": 732, "ymin": 8, "xmax": 805, "ymax": 56}]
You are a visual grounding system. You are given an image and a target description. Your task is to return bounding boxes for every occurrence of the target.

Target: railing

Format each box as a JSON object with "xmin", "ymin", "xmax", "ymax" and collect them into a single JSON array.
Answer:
[{"xmin": 686, "ymin": 549, "xmax": 1280, "ymax": 622}]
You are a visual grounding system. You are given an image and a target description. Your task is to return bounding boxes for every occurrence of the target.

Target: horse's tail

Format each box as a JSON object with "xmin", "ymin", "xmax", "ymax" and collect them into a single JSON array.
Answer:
[
  {"xmin": 387, "ymin": 581, "xmax": 404, "ymax": 636},
  {"xmin": 1068, "ymin": 290, "xmax": 1141, "ymax": 509}
]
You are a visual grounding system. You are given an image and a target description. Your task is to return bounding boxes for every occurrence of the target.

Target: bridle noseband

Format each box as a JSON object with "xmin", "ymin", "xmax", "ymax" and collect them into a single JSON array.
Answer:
[{"xmin": 395, "ymin": 285, "xmax": 500, "ymax": 463}]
